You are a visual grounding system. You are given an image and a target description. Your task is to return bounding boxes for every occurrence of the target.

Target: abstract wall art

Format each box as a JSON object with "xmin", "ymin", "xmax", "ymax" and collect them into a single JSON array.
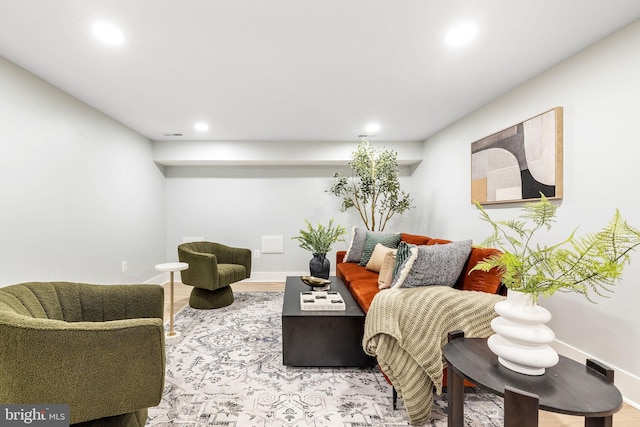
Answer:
[{"xmin": 471, "ymin": 107, "xmax": 563, "ymax": 204}]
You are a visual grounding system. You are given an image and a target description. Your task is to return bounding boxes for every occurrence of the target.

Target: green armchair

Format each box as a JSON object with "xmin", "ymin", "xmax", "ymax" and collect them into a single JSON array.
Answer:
[
  {"xmin": 178, "ymin": 241, "xmax": 252, "ymax": 309},
  {"xmin": 0, "ymin": 282, "xmax": 165, "ymax": 426}
]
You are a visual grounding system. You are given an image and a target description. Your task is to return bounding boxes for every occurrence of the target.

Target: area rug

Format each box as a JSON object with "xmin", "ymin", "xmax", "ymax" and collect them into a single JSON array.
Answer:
[{"xmin": 146, "ymin": 291, "xmax": 503, "ymax": 426}]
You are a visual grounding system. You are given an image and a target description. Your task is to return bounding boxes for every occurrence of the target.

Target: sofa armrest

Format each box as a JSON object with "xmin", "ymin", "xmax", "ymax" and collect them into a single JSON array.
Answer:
[
  {"xmin": 336, "ymin": 250, "xmax": 346, "ymax": 264},
  {"xmin": 0, "ymin": 313, "xmax": 165, "ymax": 424}
]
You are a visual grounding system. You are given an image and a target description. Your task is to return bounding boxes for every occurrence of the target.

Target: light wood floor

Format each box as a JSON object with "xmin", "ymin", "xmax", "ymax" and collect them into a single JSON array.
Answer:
[{"xmin": 162, "ymin": 281, "xmax": 639, "ymax": 426}]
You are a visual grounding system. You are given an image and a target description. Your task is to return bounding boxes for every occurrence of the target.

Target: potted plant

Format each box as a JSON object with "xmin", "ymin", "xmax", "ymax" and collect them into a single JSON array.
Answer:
[
  {"xmin": 292, "ymin": 219, "xmax": 347, "ymax": 279},
  {"xmin": 472, "ymin": 195, "xmax": 640, "ymax": 375},
  {"xmin": 328, "ymin": 139, "xmax": 414, "ymax": 231},
  {"xmin": 473, "ymin": 195, "xmax": 640, "ymax": 303}
]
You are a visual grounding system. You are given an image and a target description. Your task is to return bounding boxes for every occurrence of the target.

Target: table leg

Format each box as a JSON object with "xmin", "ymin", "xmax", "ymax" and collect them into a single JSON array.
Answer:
[
  {"xmin": 446, "ymin": 330, "xmax": 466, "ymax": 427},
  {"xmin": 504, "ymin": 386, "xmax": 539, "ymax": 427},
  {"xmin": 168, "ymin": 271, "xmax": 175, "ymax": 336},
  {"xmin": 447, "ymin": 366, "xmax": 464, "ymax": 427},
  {"xmin": 585, "ymin": 416, "xmax": 612, "ymax": 427},
  {"xmin": 584, "ymin": 359, "xmax": 614, "ymax": 427}
]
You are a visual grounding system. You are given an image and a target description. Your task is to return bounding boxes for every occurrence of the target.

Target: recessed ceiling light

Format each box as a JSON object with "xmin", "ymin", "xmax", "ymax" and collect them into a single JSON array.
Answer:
[
  {"xmin": 92, "ymin": 21, "xmax": 125, "ymax": 45},
  {"xmin": 365, "ymin": 123, "xmax": 381, "ymax": 133},
  {"xmin": 445, "ymin": 22, "xmax": 477, "ymax": 47},
  {"xmin": 194, "ymin": 122, "xmax": 209, "ymax": 132}
]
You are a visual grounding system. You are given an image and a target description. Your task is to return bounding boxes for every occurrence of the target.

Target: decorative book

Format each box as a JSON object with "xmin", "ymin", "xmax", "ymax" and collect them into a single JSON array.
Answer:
[{"xmin": 300, "ymin": 291, "xmax": 346, "ymax": 311}]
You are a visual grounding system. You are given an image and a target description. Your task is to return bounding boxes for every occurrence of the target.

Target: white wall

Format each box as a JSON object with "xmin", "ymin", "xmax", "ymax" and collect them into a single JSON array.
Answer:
[
  {"xmin": 159, "ymin": 139, "xmax": 423, "ymax": 279},
  {"xmin": 0, "ymin": 56, "xmax": 166, "ymax": 285},
  {"xmin": 164, "ymin": 164, "xmax": 417, "ymax": 279},
  {"xmin": 414, "ymin": 21, "xmax": 640, "ymax": 402}
]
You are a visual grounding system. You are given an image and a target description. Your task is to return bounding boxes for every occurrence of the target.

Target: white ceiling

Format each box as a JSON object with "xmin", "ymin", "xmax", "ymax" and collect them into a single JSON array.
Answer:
[{"xmin": 1, "ymin": 1, "xmax": 639, "ymax": 142}]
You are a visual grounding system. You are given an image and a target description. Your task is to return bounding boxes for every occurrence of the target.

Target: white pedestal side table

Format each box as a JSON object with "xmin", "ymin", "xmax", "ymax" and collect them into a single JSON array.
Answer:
[{"xmin": 155, "ymin": 262, "xmax": 189, "ymax": 337}]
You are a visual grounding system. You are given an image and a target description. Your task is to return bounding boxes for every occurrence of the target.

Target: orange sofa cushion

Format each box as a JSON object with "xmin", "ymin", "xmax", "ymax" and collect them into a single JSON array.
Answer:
[
  {"xmin": 349, "ymin": 279, "xmax": 380, "ymax": 312},
  {"xmin": 427, "ymin": 238, "xmax": 452, "ymax": 245},
  {"xmin": 456, "ymin": 247, "xmax": 503, "ymax": 294},
  {"xmin": 399, "ymin": 233, "xmax": 432, "ymax": 246},
  {"xmin": 336, "ymin": 260, "xmax": 378, "ymax": 288}
]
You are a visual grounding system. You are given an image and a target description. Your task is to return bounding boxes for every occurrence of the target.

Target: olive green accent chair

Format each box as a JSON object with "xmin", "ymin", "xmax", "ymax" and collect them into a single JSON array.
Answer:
[
  {"xmin": 0, "ymin": 282, "xmax": 166, "ymax": 427},
  {"xmin": 178, "ymin": 241, "xmax": 252, "ymax": 309}
]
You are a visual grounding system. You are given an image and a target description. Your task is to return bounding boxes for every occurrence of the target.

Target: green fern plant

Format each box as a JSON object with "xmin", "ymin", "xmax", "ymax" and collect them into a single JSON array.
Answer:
[
  {"xmin": 292, "ymin": 219, "xmax": 347, "ymax": 254},
  {"xmin": 472, "ymin": 195, "xmax": 640, "ymax": 303}
]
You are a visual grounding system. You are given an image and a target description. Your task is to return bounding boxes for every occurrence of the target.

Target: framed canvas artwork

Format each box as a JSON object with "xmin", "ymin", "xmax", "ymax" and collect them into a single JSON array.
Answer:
[{"xmin": 471, "ymin": 107, "xmax": 563, "ymax": 204}]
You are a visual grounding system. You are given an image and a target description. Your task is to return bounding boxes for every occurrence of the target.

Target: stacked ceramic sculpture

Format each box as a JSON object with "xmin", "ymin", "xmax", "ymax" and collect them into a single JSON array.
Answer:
[{"xmin": 488, "ymin": 290, "xmax": 559, "ymax": 375}]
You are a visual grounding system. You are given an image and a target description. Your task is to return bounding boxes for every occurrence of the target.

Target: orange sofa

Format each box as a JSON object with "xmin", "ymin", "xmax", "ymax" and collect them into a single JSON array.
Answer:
[
  {"xmin": 336, "ymin": 232, "xmax": 505, "ymax": 311},
  {"xmin": 336, "ymin": 232, "xmax": 505, "ymax": 401}
]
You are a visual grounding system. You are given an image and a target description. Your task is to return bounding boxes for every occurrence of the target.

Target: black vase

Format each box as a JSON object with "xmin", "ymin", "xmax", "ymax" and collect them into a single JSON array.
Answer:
[{"xmin": 309, "ymin": 253, "xmax": 330, "ymax": 279}]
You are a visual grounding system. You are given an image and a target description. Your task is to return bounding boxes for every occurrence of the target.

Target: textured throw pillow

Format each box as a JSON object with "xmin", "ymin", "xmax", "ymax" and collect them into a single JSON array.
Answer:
[
  {"xmin": 359, "ymin": 232, "xmax": 402, "ymax": 266},
  {"xmin": 344, "ymin": 227, "xmax": 368, "ymax": 263},
  {"xmin": 366, "ymin": 243, "xmax": 397, "ymax": 273},
  {"xmin": 392, "ymin": 241, "xmax": 416, "ymax": 279},
  {"xmin": 391, "ymin": 245, "xmax": 418, "ymax": 288},
  {"xmin": 394, "ymin": 240, "xmax": 473, "ymax": 288},
  {"xmin": 378, "ymin": 251, "xmax": 397, "ymax": 290}
]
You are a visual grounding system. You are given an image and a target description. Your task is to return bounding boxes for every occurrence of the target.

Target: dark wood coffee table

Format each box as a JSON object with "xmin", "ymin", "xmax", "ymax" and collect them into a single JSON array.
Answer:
[
  {"xmin": 281, "ymin": 275, "xmax": 376, "ymax": 367},
  {"xmin": 443, "ymin": 331, "xmax": 623, "ymax": 427}
]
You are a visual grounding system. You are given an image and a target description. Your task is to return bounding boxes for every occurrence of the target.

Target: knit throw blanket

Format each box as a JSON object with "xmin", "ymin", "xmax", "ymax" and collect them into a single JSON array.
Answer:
[{"xmin": 363, "ymin": 286, "xmax": 505, "ymax": 425}]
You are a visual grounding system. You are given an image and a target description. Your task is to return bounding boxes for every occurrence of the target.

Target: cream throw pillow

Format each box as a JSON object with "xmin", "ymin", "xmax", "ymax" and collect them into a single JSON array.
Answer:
[
  {"xmin": 366, "ymin": 243, "xmax": 397, "ymax": 273},
  {"xmin": 378, "ymin": 251, "xmax": 397, "ymax": 289}
]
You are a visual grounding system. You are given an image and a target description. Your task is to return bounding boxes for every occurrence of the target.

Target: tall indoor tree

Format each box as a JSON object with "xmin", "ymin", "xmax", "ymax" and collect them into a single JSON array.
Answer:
[{"xmin": 329, "ymin": 139, "xmax": 413, "ymax": 231}]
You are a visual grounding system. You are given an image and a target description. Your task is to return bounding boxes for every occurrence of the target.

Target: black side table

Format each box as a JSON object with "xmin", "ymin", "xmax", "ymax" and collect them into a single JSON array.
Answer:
[{"xmin": 443, "ymin": 331, "xmax": 622, "ymax": 427}]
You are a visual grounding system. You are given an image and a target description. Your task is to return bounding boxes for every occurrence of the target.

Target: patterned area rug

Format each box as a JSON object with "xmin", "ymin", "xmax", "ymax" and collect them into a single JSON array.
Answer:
[{"xmin": 147, "ymin": 291, "xmax": 503, "ymax": 426}]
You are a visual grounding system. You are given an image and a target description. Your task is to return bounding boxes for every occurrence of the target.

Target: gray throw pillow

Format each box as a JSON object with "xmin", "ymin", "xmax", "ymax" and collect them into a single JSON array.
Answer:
[
  {"xmin": 344, "ymin": 227, "xmax": 368, "ymax": 263},
  {"xmin": 359, "ymin": 232, "xmax": 402, "ymax": 266},
  {"xmin": 394, "ymin": 240, "xmax": 473, "ymax": 288}
]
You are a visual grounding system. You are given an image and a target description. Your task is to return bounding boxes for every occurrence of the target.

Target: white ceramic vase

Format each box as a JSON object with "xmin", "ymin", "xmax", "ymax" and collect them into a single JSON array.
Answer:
[{"xmin": 487, "ymin": 290, "xmax": 559, "ymax": 375}]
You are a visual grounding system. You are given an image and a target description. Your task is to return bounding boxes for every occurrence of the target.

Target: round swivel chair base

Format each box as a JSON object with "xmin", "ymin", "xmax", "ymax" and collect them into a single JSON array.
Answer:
[{"xmin": 189, "ymin": 286, "xmax": 234, "ymax": 309}]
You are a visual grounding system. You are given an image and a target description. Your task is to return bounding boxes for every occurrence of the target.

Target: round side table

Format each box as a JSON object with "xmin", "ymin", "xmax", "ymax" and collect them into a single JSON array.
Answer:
[
  {"xmin": 155, "ymin": 262, "xmax": 189, "ymax": 337},
  {"xmin": 443, "ymin": 332, "xmax": 622, "ymax": 427}
]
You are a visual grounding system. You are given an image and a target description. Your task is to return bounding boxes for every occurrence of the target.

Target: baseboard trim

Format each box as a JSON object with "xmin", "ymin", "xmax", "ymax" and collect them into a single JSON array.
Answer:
[
  {"xmin": 244, "ymin": 271, "xmax": 307, "ymax": 282},
  {"xmin": 151, "ymin": 271, "xmax": 332, "ymax": 284},
  {"xmin": 146, "ymin": 272, "xmax": 169, "ymax": 284},
  {"xmin": 147, "ymin": 271, "xmax": 301, "ymax": 285},
  {"xmin": 552, "ymin": 339, "xmax": 640, "ymax": 410}
]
